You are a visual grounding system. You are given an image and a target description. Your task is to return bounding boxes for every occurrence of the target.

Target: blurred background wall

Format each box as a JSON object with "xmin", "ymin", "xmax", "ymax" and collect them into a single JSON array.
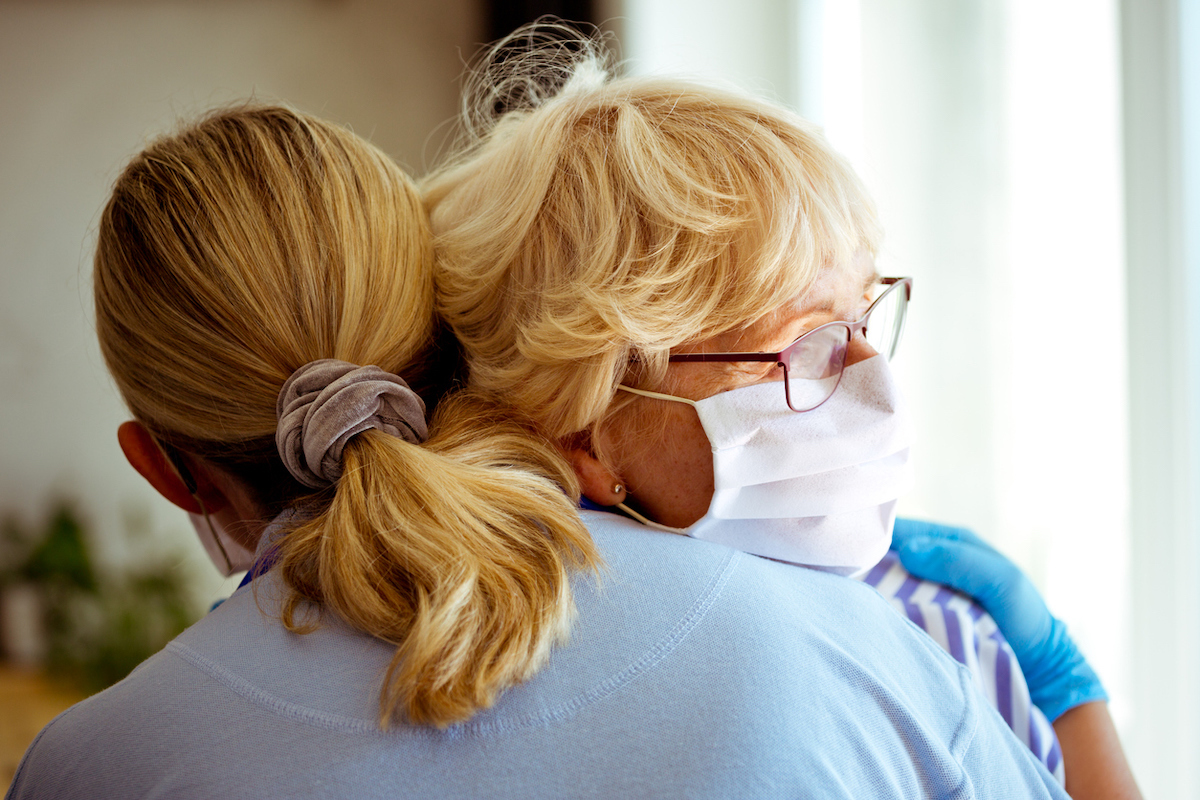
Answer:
[{"xmin": 2, "ymin": 0, "xmax": 1197, "ymax": 796}]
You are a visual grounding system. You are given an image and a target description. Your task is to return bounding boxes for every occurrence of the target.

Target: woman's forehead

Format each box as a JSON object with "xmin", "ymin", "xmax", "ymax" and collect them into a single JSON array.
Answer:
[
  {"xmin": 761, "ymin": 256, "xmax": 877, "ymax": 337},
  {"xmin": 681, "ymin": 255, "xmax": 877, "ymax": 354},
  {"xmin": 797, "ymin": 254, "xmax": 878, "ymax": 313}
]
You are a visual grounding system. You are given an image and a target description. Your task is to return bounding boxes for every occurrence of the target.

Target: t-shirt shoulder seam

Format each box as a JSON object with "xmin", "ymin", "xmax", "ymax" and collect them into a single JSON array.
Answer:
[
  {"xmin": 951, "ymin": 665, "xmax": 982, "ymax": 759},
  {"xmin": 165, "ymin": 640, "xmax": 384, "ymax": 734},
  {"xmin": 471, "ymin": 546, "xmax": 743, "ymax": 736},
  {"xmin": 164, "ymin": 547, "xmax": 742, "ymax": 739}
]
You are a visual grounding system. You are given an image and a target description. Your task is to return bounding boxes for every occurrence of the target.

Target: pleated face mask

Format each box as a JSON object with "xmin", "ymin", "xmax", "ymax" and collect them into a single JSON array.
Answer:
[
  {"xmin": 619, "ymin": 355, "xmax": 914, "ymax": 574},
  {"xmin": 189, "ymin": 511, "xmax": 256, "ymax": 578}
]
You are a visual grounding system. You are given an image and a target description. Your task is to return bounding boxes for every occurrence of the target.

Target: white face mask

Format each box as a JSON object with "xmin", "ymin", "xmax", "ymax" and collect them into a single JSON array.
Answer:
[
  {"xmin": 619, "ymin": 355, "xmax": 914, "ymax": 574},
  {"xmin": 189, "ymin": 510, "xmax": 256, "ymax": 577}
]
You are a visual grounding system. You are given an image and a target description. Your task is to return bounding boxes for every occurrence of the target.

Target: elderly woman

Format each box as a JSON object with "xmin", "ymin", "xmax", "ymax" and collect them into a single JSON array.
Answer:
[
  {"xmin": 422, "ymin": 28, "xmax": 1136, "ymax": 800},
  {"xmin": 10, "ymin": 54, "xmax": 1116, "ymax": 800}
]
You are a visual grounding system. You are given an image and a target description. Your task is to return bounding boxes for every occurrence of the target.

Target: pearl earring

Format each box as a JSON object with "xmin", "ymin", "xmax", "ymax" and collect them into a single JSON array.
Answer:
[{"xmin": 613, "ymin": 484, "xmax": 625, "ymax": 496}]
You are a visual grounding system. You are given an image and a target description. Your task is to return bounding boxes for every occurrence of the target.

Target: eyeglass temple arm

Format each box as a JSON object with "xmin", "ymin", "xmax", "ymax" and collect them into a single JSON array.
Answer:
[
  {"xmin": 667, "ymin": 352, "xmax": 783, "ymax": 363},
  {"xmin": 880, "ymin": 275, "xmax": 912, "ymax": 300},
  {"xmin": 668, "ymin": 277, "xmax": 911, "ymax": 364}
]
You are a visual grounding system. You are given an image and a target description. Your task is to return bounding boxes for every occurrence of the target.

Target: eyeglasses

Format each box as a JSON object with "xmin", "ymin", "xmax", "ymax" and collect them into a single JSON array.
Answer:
[{"xmin": 667, "ymin": 276, "xmax": 912, "ymax": 412}]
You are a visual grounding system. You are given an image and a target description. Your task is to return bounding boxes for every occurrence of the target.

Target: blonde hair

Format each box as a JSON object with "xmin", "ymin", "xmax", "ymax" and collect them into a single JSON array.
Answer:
[
  {"xmin": 425, "ymin": 30, "xmax": 882, "ymax": 445},
  {"xmin": 94, "ymin": 104, "xmax": 598, "ymax": 727}
]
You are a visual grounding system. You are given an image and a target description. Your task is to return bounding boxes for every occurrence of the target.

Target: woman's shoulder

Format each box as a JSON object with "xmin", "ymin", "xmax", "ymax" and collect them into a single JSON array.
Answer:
[
  {"xmin": 582, "ymin": 510, "xmax": 953, "ymax": 657},
  {"xmin": 580, "ymin": 508, "xmax": 937, "ymax": 644},
  {"xmin": 6, "ymin": 627, "xmax": 237, "ymax": 799},
  {"xmin": 582, "ymin": 514, "xmax": 946, "ymax": 701},
  {"xmin": 5, "ymin": 583, "xmax": 396, "ymax": 799},
  {"xmin": 562, "ymin": 510, "xmax": 1066, "ymax": 797},
  {"xmin": 8, "ymin": 512, "xmax": 1066, "ymax": 799}
]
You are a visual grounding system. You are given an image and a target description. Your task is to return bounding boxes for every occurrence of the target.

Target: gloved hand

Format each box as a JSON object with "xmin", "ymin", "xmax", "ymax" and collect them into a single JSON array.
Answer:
[{"xmin": 891, "ymin": 517, "xmax": 1108, "ymax": 722}]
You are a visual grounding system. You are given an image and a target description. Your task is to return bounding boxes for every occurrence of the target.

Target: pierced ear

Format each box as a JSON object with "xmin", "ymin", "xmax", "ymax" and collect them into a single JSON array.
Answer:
[
  {"xmin": 563, "ymin": 431, "xmax": 627, "ymax": 507},
  {"xmin": 117, "ymin": 421, "xmax": 228, "ymax": 514}
]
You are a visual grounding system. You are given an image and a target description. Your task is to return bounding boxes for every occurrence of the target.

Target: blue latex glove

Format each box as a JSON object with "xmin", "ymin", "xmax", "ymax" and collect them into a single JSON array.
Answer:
[{"xmin": 892, "ymin": 517, "xmax": 1108, "ymax": 722}]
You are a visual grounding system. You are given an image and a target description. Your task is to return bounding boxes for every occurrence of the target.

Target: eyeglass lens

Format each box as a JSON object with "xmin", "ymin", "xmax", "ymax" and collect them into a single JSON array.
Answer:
[
  {"xmin": 785, "ymin": 281, "xmax": 908, "ymax": 411},
  {"xmin": 785, "ymin": 326, "xmax": 848, "ymax": 411}
]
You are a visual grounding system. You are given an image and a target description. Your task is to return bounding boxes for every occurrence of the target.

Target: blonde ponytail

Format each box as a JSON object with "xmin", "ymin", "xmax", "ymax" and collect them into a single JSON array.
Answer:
[
  {"xmin": 278, "ymin": 394, "xmax": 595, "ymax": 725},
  {"xmin": 95, "ymin": 104, "xmax": 600, "ymax": 728}
]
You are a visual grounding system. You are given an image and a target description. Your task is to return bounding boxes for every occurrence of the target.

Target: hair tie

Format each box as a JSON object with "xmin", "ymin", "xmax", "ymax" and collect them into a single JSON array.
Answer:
[{"xmin": 275, "ymin": 359, "xmax": 428, "ymax": 488}]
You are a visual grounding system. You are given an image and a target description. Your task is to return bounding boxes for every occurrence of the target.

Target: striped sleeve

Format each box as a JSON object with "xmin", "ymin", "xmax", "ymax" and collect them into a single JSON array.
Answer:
[{"xmin": 859, "ymin": 550, "xmax": 1064, "ymax": 784}]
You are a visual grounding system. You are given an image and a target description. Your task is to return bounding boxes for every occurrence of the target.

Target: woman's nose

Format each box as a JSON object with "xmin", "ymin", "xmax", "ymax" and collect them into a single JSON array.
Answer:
[{"xmin": 844, "ymin": 333, "xmax": 879, "ymax": 368}]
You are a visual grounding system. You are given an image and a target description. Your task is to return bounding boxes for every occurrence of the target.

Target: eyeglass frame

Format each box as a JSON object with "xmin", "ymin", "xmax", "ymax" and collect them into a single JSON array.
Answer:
[{"xmin": 663, "ymin": 276, "xmax": 913, "ymax": 412}]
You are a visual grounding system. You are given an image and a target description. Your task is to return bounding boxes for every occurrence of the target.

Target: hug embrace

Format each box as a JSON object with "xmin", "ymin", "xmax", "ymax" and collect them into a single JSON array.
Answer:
[{"xmin": 7, "ymin": 24, "xmax": 1137, "ymax": 800}]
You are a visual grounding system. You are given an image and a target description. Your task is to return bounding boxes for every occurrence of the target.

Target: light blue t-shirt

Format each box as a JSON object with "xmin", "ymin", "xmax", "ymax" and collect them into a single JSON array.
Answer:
[{"xmin": 8, "ymin": 510, "xmax": 1066, "ymax": 799}]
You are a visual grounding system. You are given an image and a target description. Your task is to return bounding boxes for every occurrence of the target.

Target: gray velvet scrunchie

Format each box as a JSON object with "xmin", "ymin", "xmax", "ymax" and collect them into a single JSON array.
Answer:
[{"xmin": 275, "ymin": 359, "xmax": 429, "ymax": 489}]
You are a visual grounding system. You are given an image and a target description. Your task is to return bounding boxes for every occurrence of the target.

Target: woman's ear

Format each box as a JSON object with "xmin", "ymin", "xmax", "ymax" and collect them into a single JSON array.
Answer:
[
  {"xmin": 563, "ymin": 432, "xmax": 628, "ymax": 507},
  {"xmin": 116, "ymin": 421, "xmax": 228, "ymax": 514}
]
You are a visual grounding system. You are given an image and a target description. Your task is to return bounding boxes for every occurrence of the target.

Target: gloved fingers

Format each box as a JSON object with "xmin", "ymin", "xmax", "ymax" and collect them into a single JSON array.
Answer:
[
  {"xmin": 894, "ymin": 536, "xmax": 1022, "ymax": 597},
  {"xmin": 895, "ymin": 537, "xmax": 1054, "ymax": 647},
  {"xmin": 892, "ymin": 517, "xmax": 992, "ymax": 552}
]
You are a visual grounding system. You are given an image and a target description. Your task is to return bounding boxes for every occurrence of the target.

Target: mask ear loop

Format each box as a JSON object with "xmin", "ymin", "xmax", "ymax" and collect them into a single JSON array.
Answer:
[
  {"xmin": 616, "ymin": 384, "xmax": 698, "ymax": 407},
  {"xmin": 613, "ymin": 500, "xmax": 691, "ymax": 535},
  {"xmin": 612, "ymin": 385, "xmax": 696, "ymax": 535},
  {"xmin": 162, "ymin": 445, "xmax": 234, "ymax": 575}
]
